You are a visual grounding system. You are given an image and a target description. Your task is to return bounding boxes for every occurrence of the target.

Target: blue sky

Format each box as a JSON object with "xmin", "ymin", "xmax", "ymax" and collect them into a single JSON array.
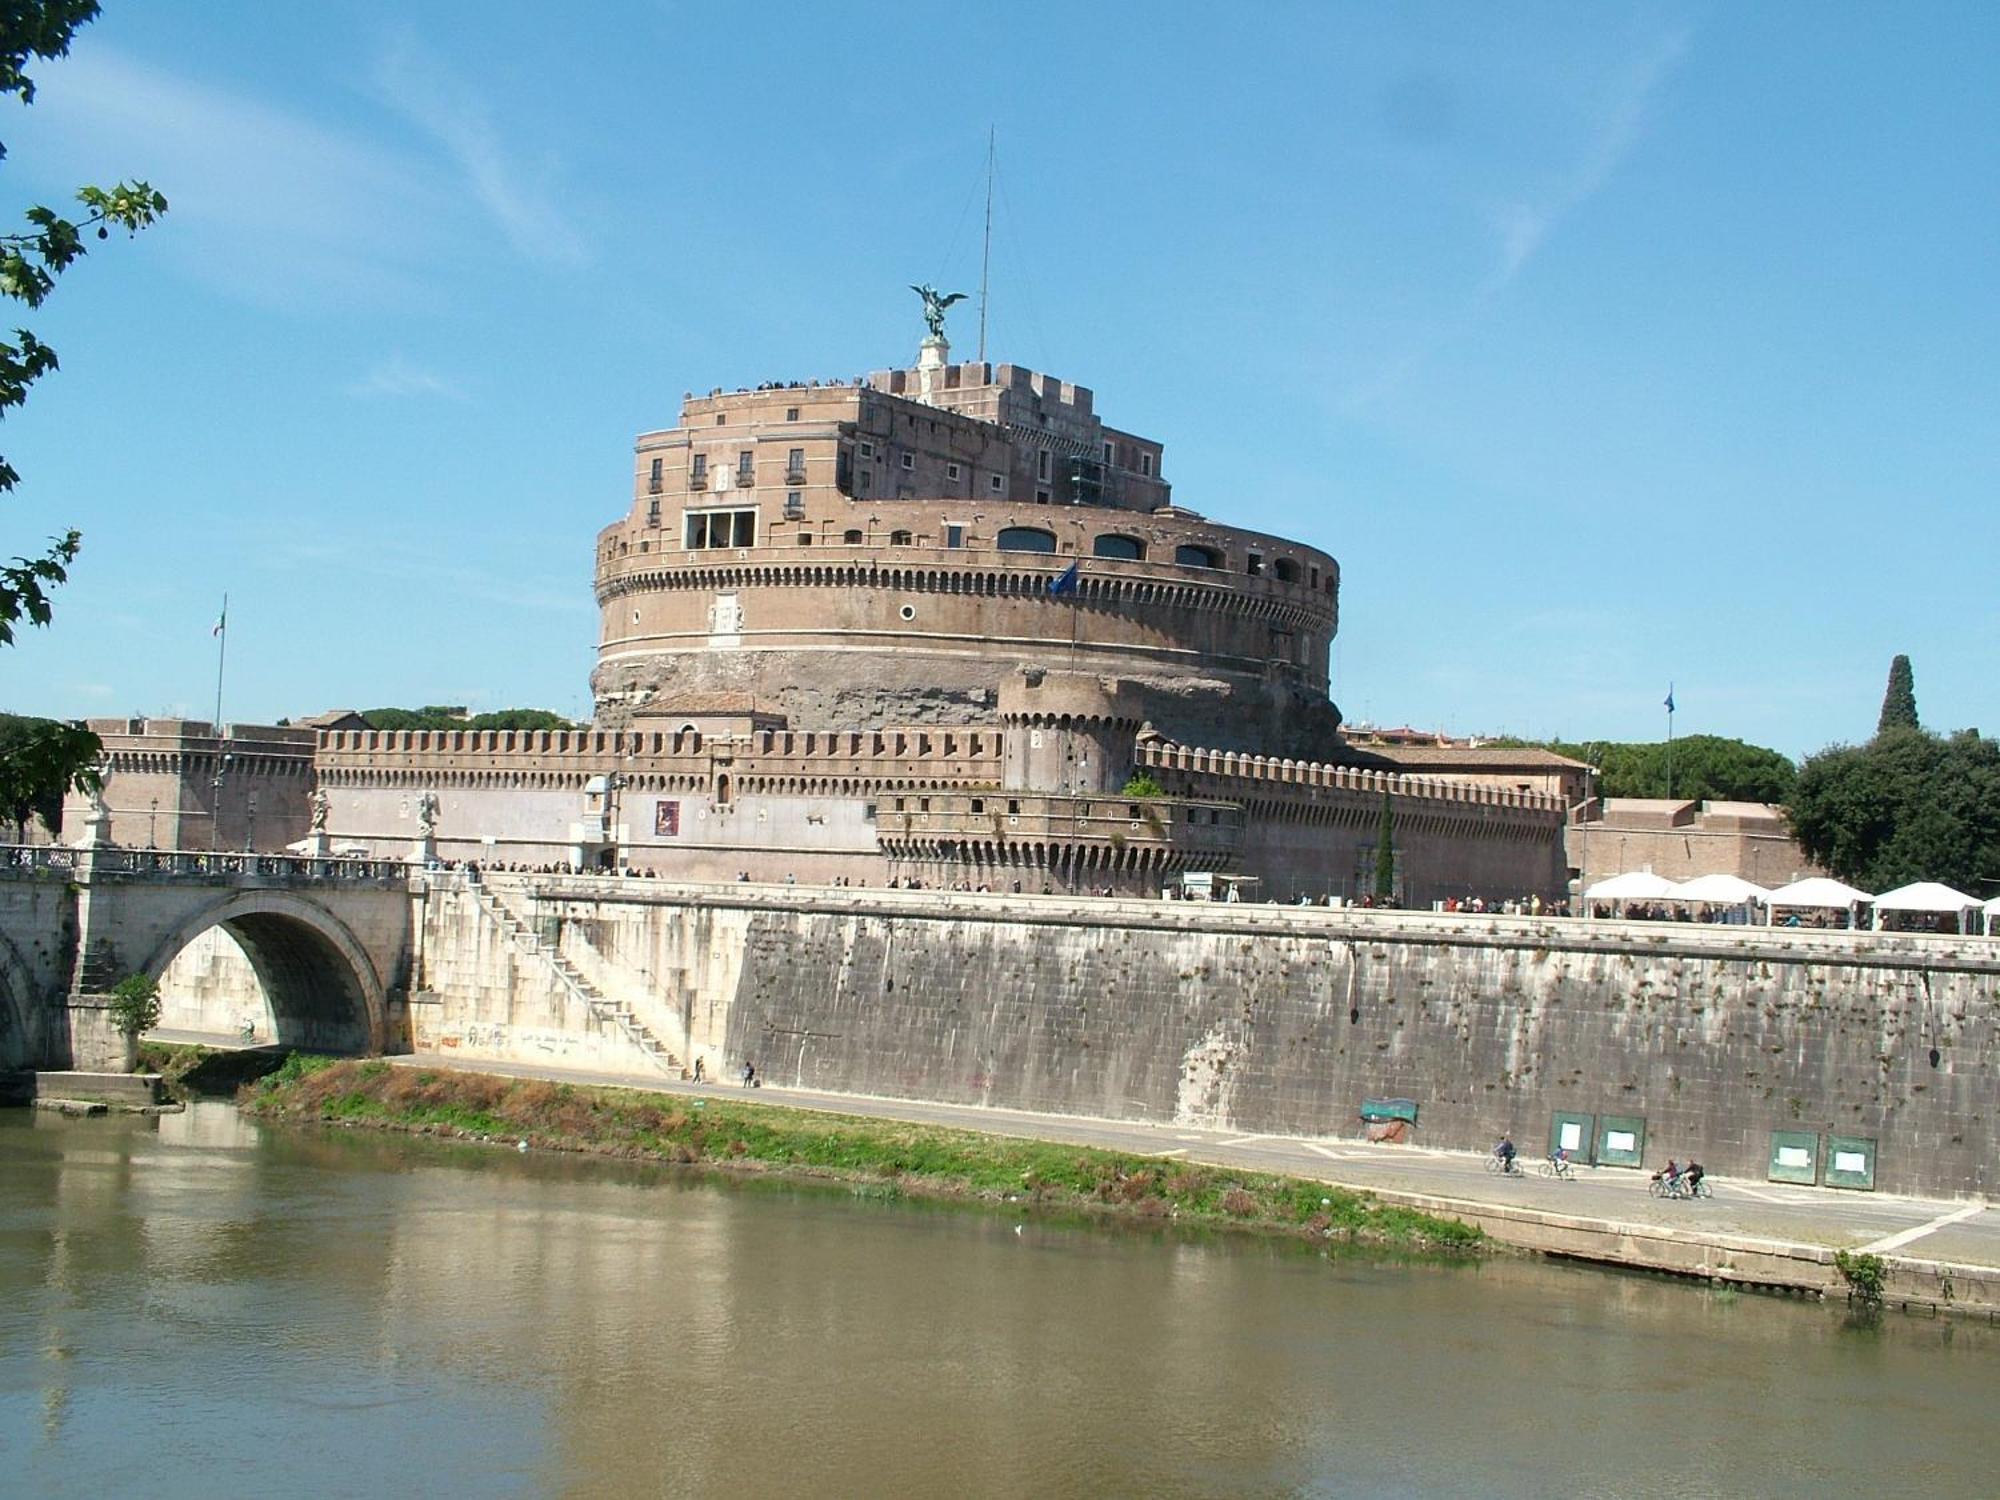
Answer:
[{"xmin": 3, "ymin": 1, "xmax": 1995, "ymax": 760}]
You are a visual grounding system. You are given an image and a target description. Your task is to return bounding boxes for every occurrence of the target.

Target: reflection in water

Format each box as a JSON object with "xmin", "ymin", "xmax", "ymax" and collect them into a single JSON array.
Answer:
[{"xmin": 0, "ymin": 1104, "xmax": 1991, "ymax": 1498}]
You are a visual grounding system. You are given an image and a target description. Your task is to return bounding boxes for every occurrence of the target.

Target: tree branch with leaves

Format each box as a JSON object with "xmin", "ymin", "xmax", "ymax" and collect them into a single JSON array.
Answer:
[{"xmin": 0, "ymin": 2, "xmax": 165, "ymax": 822}]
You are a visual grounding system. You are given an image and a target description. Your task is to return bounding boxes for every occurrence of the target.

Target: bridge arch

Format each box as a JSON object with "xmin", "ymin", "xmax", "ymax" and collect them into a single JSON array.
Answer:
[
  {"xmin": 141, "ymin": 890, "xmax": 387, "ymax": 1054},
  {"xmin": 0, "ymin": 928, "xmax": 43, "ymax": 1069}
]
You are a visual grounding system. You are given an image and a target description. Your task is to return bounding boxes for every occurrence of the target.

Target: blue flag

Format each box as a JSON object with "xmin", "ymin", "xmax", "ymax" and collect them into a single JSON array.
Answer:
[
  {"xmin": 1664, "ymin": 685, "xmax": 1676, "ymax": 714},
  {"xmin": 1048, "ymin": 561, "xmax": 1080, "ymax": 598}
]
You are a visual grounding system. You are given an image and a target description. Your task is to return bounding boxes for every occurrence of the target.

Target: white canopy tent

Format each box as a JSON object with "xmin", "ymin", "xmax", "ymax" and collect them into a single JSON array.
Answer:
[
  {"xmin": 1584, "ymin": 871, "xmax": 1680, "ymax": 903},
  {"xmin": 1764, "ymin": 876, "xmax": 1873, "ymax": 928},
  {"xmin": 1667, "ymin": 874, "xmax": 1770, "ymax": 905},
  {"xmin": 1872, "ymin": 881, "xmax": 1983, "ymax": 933}
]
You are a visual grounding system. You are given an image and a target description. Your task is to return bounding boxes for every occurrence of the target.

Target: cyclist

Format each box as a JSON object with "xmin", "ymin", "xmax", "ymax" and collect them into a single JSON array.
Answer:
[
  {"xmin": 1495, "ymin": 1135, "xmax": 1518, "ymax": 1175},
  {"xmin": 1548, "ymin": 1145, "xmax": 1571, "ymax": 1178},
  {"xmin": 1685, "ymin": 1160, "xmax": 1705, "ymax": 1197},
  {"xmin": 1653, "ymin": 1158, "xmax": 1681, "ymax": 1195}
]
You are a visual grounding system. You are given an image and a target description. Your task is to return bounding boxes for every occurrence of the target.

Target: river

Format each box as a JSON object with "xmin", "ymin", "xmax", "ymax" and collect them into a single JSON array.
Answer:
[{"xmin": 0, "ymin": 1104, "xmax": 1989, "ymax": 1498}]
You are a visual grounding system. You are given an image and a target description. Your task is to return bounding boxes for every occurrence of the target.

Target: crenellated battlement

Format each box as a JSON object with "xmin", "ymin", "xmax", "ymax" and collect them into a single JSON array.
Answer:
[{"xmin": 1137, "ymin": 740, "xmax": 1566, "ymax": 819}]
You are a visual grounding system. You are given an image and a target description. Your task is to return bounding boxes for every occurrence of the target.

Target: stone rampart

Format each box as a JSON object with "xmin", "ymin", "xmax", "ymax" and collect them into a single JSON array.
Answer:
[{"xmin": 436, "ymin": 880, "xmax": 1999, "ymax": 1199}]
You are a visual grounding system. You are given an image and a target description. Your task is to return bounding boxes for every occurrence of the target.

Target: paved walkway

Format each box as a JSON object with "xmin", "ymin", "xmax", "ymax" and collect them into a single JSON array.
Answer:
[{"xmin": 389, "ymin": 1051, "xmax": 1998, "ymax": 1272}]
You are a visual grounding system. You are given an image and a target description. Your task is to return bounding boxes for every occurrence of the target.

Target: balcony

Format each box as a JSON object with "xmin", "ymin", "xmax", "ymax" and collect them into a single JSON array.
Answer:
[
  {"xmin": 784, "ymin": 468, "xmax": 808, "ymax": 486},
  {"xmin": 688, "ymin": 473, "xmax": 708, "ymax": 491}
]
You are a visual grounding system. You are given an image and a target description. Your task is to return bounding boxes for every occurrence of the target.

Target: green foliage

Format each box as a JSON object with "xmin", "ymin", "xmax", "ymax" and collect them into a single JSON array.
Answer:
[
  {"xmin": 1373, "ymin": 790, "xmax": 1395, "ymax": 900},
  {"xmin": 106, "ymin": 972, "xmax": 160, "ymax": 1037},
  {"xmin": 245, "ymin": 1062, "xmax": 1484, "ymax": 1252},
  {"xmin": 260, "ymin": 1051, "xmax": 340, "ymax": 1088},
  {"xmin": 1, "ymin": 2, "xmax": 166, "ymax": 649},
  {"xmin": 1788, "ymin": 727, "xmax": 2000, "ymax": 893},
  {"xmin": 361, "ymin": 706, "xmax": 573, "ymax": 732},
  {"xmin": 1494, "ymin": 734, "xmax": 1797, "ymax": 804},
  {"xmin": 0, "ymin": 710, "xmax": 99, "ymax": 833},
  {"xmin": 1833, "ymin": 1249, "xmax": 1886, "ymax": 1304},
  {"xmin": 1876, "ymin": 655, "xmax": 1918, "ymax": 736},
  {"xmin": 1119, "ymin": 771, "xmax": 1166, "ymax": 799}
]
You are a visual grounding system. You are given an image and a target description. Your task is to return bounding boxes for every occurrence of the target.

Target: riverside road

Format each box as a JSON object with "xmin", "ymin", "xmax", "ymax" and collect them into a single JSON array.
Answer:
[{"xmin": 369, "ymin": 1049, "xmax": 1998, "ymax": 1277}]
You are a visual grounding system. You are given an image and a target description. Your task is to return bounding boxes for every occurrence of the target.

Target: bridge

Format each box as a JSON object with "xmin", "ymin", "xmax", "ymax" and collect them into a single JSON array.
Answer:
[{"xmin": 0, "ymin": 844, "xmax": 412, "ymax": 1071}]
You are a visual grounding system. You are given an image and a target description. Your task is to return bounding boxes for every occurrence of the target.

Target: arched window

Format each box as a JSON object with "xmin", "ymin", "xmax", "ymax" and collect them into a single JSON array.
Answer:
[
  {"xmin": 997, "ymin": 526, "xmax": 1057, "ymax": 553},
  {"xmin": 1093, "ymin": 534, "xmax": 1145, "ymax": 561},
  {"xmin": 889, "ymin": 529, "xmax": 914, "ymax": 545},
  {"xmin": 715, "ymin": 772, "xmax": 732, "ymax": 805},
  {"xmin": 843, "ymin": 529, "xmax": 864, "ymax": 544},
  {"xmin": 1273, "ymin": 558, "xmax": 1299, "ymax": 583},
  {"xmin": 1175, "ymin": 543, "xmax": 1222, "ymax": 569}
]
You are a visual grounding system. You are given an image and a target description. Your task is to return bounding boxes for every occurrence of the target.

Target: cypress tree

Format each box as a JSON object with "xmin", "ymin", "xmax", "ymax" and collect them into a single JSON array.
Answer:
[
  {"xmin": 1373, "ymin": 791, "xmax": 1396, "ymax": 903},
  {"xmin": 1877, "ymin": 655, "xmax": 1919, "ymax": 735}
]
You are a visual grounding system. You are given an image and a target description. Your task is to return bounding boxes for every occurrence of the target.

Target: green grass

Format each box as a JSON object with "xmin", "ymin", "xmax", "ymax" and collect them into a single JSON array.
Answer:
[{"xmin": 241, "ymin": 1061, "xmax": 1483, "ymax": 1253}]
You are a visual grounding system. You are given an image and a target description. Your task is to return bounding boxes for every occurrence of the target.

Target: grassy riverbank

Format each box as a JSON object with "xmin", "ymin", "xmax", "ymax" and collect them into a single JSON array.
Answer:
[
  {"xmin": 242, "ymin": 1058, "xmax": 1483, "ymax": 1252},
  {"xmin": 137, "ymin": 1041, "xmax": 288, "ymax": 1099}
]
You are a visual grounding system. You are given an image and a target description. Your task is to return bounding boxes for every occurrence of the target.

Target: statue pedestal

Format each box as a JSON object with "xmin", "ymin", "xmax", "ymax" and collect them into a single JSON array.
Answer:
[
  {"xmin": 299, "ymin": 831, "xmax": 332, "ymax": 858},
  {"xmin": 917, "ymin": 335, "xmax": 949, "ymax": 402},
  {"xmin": 409, "ymin": 835, "xmax": 437, "ymax": 866},
  {"xmin": 71, "ymin": 808, "xmax": 113, "ymax": 850}
]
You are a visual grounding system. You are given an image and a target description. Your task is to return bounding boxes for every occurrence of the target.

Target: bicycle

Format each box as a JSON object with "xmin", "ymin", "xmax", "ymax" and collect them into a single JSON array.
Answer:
[
  {"xmin": 1649, "ymin": 1173, "xmax": 1693, "ymax": 1199},
  {"xmin": 1538, "ymin": 1155, "xmax": 1575, "ymax": 1180},
  {"xmin": 1485, "ymin": 1154, "xmax": 1523, "ymax": 1177}
]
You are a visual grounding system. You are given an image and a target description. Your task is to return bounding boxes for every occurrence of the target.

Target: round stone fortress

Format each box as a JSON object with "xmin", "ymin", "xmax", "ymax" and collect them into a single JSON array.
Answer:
[{"xmin": 592, "ymin": 341, "xmax": 1343, "ymax": 758}]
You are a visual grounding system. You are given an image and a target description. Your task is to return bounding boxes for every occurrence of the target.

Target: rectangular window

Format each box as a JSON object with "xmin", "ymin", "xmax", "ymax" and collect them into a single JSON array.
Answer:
[
  {"xmin": 648, "ymin": 456, "xmax": 664, "ymax": 493},
  {"xmin": 787, "ymin": 447, "xmax": 805, "ymax": 474},
  {"xmin": 1037, "ymin": 449, "xmax": 1052, "ymax": 481},
  {"xmin": 1247, "ymin": 552, "xmax": 1264, "ymax": 577},
  {"xmin": 690, "ymin": 453, "xmax": 707, "ymax": 484},
  {"xmin": 785, "ymin": 490, "xmax": 804, "ymax": 518},
  {"xmin": 715, "ymin": 412, "xmax": 726, "ymax": 425},
  {"xmin": 785, "ymin": 406, "xmax": 799, "ymax": 421},
  {"xmin": 737, "ymin": 451, "xmax": 754, "ymax": 480},
  {"xmin": 859, "ymin": 441, "xmax": 875, "ymax": 458},
  {"xmin": 796, "ymin": 532, "xmax": 812, "ymax": 546},
  {"xmin": 1103, "ymin": 441, "xmax": 1114, "ymax": 465},
  {"xmin": 685, "ymin": 508, "xmax": 757, "ymax": 550},
  {"xmin": 989, "ymin": 474, "xmax": 1003, "ymax": 493},
  {"xmin": 857, "ymin": 468, "xmax": 871, "ymax": 495},
  {"xmin": 946, "ymin": 462, "xmax": 961, "ymax": 481},
  {"xmin": 945, "ymin": 524, "xmax": 964, "ymax": 548},
  {"xmin": 900, "ymin": 452, "xmax": 915, "ymax": 470},
  {"xmin": 1035, "ymin": 489, "xmax": 1050, "ymax": 504},
  {"xmin": 1140, "ymin": 452, "xmax": 1154, "ymax": 477}
]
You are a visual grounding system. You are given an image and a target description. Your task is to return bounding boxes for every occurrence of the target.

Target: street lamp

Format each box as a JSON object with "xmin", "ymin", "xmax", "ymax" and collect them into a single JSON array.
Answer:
[{"xmin": 209, "ymin": 752, "xmax": 234, "ymax": 851}]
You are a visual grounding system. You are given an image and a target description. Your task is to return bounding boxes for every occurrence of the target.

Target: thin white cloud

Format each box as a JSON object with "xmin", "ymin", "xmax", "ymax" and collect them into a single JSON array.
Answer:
[
  {"xmin": 372, "ymin": 31, "xmax": 589, "ymax": 269},
  {"xmin": 1485, "ymin": 30, "xmax": 1689, "ymax": 287},
  {"xmin": 347, "ymin": 354, "xmax": 466, "ymax": 401},
  {"xmin": 1341, "ymin": 30, "xmax": 1690, "ymax": 414},
  {"xmin": 25, "ymin": 48, "xmax": 438, "ymax": 307}
]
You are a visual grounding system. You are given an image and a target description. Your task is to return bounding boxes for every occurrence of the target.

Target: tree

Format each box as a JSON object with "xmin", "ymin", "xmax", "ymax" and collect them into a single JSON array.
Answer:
[
  {"xmin": 106, "ymin": 971, "xmax": 161, "ymax": 1042},
  {"xmin": 1876, "ymin": 655, "xmax": 1918, "ymax": 736},
  {"xmin": 1373, "ymin": 790, "xmax": 1396, "ymax": 902},
  {"xmin": 361, "ymin": 706, "xmax": 574, "ymax": 732},
  {"xmin": 1492, "ymin": 735, "xmax": 1797, "ymax": 805},
  {"xmin": 0, "ymin": 709, "xmax": 96, "ymax": 833},
  {"xmin": 0, "ymin": 4, "xmax": 166, "ymax": 819},
  {"xmin": 1788, "ymin": 727, "xmax": 2000, "ymax": 894}
]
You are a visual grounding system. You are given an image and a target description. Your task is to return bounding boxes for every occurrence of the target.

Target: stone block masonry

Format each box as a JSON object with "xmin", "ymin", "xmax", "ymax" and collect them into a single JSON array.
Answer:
[{"xmin": 435, "ymin": 879, "xmax": 1999, "ymax": 1200}]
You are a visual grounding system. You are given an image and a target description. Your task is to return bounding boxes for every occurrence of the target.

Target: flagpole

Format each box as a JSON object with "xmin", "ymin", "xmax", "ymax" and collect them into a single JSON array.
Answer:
[
  {"xmin": 212, "ymin": 593, "xmax": 229, "ymax": 730},
  {"xmin": 1664, "ymin": 683, "xmax": 1675, "ymax": 800}
]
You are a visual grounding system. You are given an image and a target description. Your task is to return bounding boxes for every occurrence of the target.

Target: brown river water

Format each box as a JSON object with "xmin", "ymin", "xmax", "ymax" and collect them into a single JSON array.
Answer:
[{"xmin": 1, "ymin": 1103, "xmax": 1991, "ymax": 1498}]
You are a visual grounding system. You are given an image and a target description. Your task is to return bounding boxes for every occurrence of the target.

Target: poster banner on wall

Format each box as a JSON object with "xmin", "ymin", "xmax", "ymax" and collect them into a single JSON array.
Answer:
[{"xmin": 654, "ymin": 800, "xmax": 680, "ymax": 837}]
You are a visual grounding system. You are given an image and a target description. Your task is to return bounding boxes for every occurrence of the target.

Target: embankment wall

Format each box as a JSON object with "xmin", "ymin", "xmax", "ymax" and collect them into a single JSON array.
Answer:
[{"xmin": 419, "ymin": 882, "xmax": 1999, "ymax": 1199}]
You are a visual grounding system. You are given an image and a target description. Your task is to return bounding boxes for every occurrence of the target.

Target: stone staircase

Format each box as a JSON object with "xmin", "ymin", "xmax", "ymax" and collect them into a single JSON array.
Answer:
[{"xmin": 464, "ymin": 876, "xmax": 680, "ymax": 1076}]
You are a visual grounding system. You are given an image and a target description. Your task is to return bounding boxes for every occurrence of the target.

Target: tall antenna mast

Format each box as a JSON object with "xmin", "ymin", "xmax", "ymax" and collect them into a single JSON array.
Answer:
[{"xmin": 977, "ymin": 126, "xmax": 995, "ymax": 364}]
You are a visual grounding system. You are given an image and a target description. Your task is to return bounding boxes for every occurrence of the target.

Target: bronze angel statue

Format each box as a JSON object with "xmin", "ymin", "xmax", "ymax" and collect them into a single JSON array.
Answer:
[{"xmin": 910, "ymin": 283, "xmax": 967, "ymax": 339}]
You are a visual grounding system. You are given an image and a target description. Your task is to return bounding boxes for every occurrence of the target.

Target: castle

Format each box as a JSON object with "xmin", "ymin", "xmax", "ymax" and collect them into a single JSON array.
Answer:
[{"xmin": 66, "ymin": 324, "xmax": 1582, "ymax": 903}]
